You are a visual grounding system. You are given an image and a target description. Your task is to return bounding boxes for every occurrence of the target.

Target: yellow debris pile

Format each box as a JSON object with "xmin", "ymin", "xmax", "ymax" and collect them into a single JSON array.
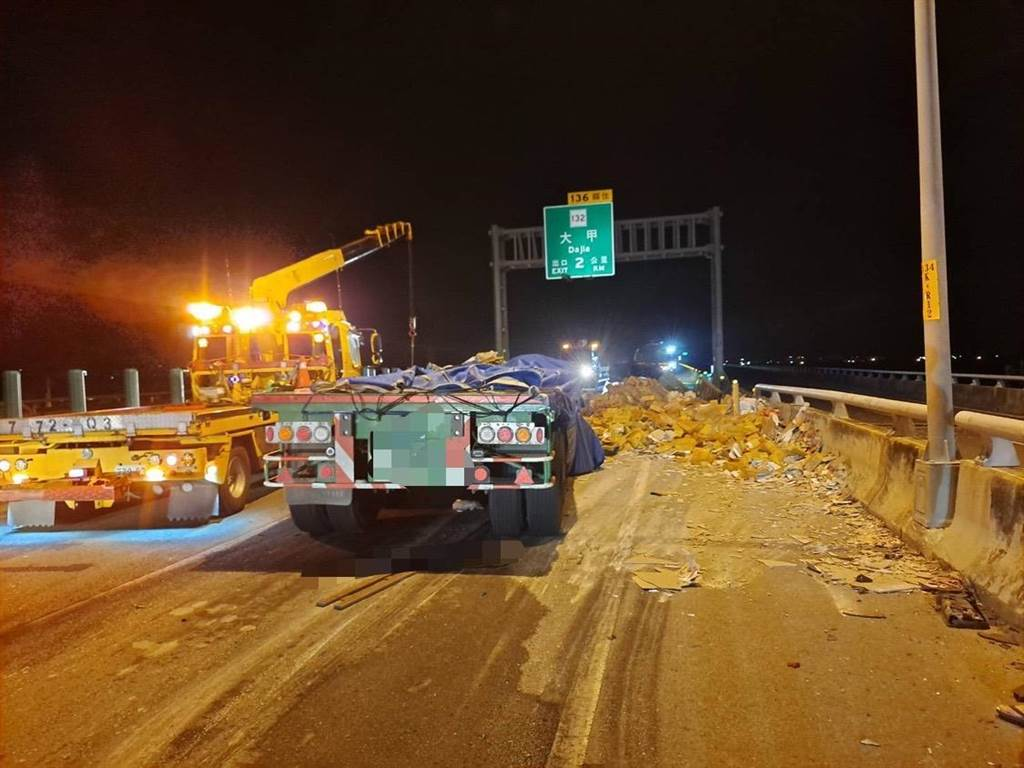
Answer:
[{"xmin": 586, "ymin": 377, "xmax": 825, "ymax": 481}]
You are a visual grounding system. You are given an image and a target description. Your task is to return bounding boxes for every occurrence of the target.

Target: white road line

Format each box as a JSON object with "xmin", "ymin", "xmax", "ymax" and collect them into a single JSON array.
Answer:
[{"xmin": 545, "ymin": 459, "xmax": 652, "ymax": 768}]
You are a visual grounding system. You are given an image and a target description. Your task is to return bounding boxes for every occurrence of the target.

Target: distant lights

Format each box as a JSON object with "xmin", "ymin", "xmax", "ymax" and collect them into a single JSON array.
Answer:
[
  {"xmin": 221, "ymin": 324, "xmax": 234, "ymax": 334},
  {"xmin": 288, "ymin": 310, "xmax": 302, "ymax": 323},
  {"xmin": 191, "ymin": 325, "xmax": 211, "ymax": 338},
  {"xmin": 286, "ymin": 321, "xmax": 301, "ymax": 333},
  {"xmin": 305, "ymin": 300, "xmax": 328, "ymax": 313},
  {"xmin": 197, "ymin": 337, "xmax": 209, "ymax": 348}
]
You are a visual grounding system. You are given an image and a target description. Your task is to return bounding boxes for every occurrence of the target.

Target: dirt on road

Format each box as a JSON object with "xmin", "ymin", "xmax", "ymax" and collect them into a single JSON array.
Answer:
[{"xmin": 1, "ymin": 453, "xmax": 1021, "ymax": 767}]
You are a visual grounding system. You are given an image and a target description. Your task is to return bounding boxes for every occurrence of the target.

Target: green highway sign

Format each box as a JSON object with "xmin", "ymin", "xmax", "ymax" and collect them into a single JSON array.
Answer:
[{"xmin": 543, "ymin": 201, "xmax": 615, "ymax": 280}]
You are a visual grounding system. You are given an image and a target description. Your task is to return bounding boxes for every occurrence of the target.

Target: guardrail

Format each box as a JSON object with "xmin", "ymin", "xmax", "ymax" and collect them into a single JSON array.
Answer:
[
  {"xmin": 755, "ymin": 383, "xmax": 1023, "ymax": 468},
  {"xmin": 737, "ymin": 364, "xmax": 1024, "ymax": 388}
]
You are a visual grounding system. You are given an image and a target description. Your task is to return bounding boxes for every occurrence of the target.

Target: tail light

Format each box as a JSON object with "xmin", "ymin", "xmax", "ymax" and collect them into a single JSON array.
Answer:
[
  {"xmin": 267, "ymin": 422, "xmax": 333, "ymax": 444},
  {"xmin": 476, "ymin": 422, "xmax": 545, "ymax": 446}
]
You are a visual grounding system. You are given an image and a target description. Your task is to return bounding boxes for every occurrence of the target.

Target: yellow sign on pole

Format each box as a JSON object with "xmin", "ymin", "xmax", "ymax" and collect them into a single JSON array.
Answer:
[
  {"xmin": 921, "ymin": 259, "xmax": 941, "ymax": 320},
  {"xmin": 567, "ymin": 188, "xmax": 613, "ymax": 205}
]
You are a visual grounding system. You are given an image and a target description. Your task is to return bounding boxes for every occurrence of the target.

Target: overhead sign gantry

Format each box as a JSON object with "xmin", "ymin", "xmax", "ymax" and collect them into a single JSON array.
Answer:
[{"xmin": 490, "ymin": 202, "xmax": 724, "ymax": 378}]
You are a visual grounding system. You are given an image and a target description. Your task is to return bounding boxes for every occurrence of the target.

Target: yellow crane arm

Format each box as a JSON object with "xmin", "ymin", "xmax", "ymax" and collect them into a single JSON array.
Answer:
[{"xmin": 249, "ymin": 221, "xmax": 412, "ymax": 310}]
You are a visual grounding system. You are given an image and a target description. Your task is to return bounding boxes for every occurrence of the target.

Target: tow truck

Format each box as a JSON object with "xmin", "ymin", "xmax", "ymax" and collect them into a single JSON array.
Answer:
[{"xmin": 0, "ymin": 222, "xmax": 412, "ymax": 527}]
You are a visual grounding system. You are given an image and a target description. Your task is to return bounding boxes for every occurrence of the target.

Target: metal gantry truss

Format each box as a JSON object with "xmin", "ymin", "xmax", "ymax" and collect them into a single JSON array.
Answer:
[{"xmin": 489, "ymin": 206, "xmax": 724, "ymax": 377}]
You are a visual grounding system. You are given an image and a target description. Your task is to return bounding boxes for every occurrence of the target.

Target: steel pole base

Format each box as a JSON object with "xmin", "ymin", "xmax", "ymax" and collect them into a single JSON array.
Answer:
[{"xmin": 913, "ymin": 458, "xmax": 959, "ymax": 528}]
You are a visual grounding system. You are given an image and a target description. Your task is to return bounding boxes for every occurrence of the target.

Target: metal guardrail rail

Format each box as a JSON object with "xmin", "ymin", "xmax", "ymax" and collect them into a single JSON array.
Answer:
[
  {"xmin": 738, "ymin": 364, "xmax": 1024, "ymax": 388},
  {"xmin": 755, "ymin": 383, "xmax": 1024, "ymax": 468}
]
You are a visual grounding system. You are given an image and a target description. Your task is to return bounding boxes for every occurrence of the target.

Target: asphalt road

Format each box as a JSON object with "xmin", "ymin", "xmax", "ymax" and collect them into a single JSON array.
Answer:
[{"xmin": 1, "ymin": 455, "xmax": 1021, "ymax": 767}]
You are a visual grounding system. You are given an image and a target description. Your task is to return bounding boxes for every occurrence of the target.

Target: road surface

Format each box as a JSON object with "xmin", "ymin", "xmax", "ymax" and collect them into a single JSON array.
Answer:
[{"xmin": 1, "ymin": 454, "xmax": 1021, "ymax": 767}]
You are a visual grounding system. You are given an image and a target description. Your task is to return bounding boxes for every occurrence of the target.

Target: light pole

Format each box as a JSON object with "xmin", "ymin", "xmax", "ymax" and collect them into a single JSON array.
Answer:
[{"xmin": 914, "ymin": 0, "xmax": 957, "ymax": 527}]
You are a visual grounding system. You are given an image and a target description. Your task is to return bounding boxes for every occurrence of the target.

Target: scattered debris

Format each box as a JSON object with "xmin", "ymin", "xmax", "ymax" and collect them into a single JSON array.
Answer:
[
  {"xmin": 787, "ymin": 661, "xmax": 801, "ymax": 669},
  {"xmin": 979, "ymin": 629, "xmax": 1021, "ymax": 648},
  {"xmin": 627, "ymin": 552, "xmax": 699, "ymax": 593},
  {"xmin": 937, "ymin": 594, "xmax": 989, "ymax": 630},
  {"xmin": 452, "ymin": 499, "xmax": 484, "ymax": 512},
  {"xmin": 841, "ymin": 609, "xmax": 887, "ymax": 620},
  {"xmin": 588, "ymin": 378, "xmax": 980, "ymax": 627},
  {"xmin": 855, "ymin": 577, "xmax": 917, "ymax": 595},
  {"xmin": 859, "ymin": 738, "xmax": 881, "ymax": 747},
  {"xmin": 995, "ymin": 705, "xmax": 1024, "ymax": 728},
  {"xmin": 1014, "ymin": 684, "xmax": 1024, "ymax": 703}
]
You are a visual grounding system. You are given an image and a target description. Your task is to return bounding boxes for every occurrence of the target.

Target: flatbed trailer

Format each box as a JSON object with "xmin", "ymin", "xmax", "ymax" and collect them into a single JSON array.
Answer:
[
  {"xmin": 0, "ymin": 404, "xmax": 274, "ymax": 526},
  {"xmin": 254, "ymin": 388, "xmax": 577, "ymax": 538}
]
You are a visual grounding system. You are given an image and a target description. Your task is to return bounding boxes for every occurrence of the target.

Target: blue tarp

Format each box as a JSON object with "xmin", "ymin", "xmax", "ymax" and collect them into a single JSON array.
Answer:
[{"xmin": 335, "ymin": 354, "xmax": 605, "ymax": 476}]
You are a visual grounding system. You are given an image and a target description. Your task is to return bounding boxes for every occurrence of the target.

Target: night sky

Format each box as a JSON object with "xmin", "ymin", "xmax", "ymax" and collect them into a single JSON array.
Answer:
[{"xmin": 3, "ymin": 1, "xmax": 1022, "ymax": 393}]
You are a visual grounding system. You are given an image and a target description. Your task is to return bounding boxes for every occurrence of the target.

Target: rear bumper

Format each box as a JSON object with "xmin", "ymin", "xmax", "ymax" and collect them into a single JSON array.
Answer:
[{"xmin": 0, "ymin": 482, "xmax": 117, "ymax": 502}]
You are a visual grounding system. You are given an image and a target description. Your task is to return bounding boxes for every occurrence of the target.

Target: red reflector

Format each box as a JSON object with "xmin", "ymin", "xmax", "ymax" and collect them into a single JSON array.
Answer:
[
  {"xmin": 296, "ymin": 425, "xmax": 313, "ymax": 442},
  {"xmin": 473, "ymin": 466, "xmax": 489, "ymax": 482},
  {"xmin": 318, "ymin": 463, "xmax": 334, "ymax": 480},
  {"xmin": 265, "ymin": 426, "xmax": 276, "ymax": 441},
  {"xmin": 497, "ymin": 426, "xmax": 514, "ymax": 443},
  {"xmin": 535, "ymin": 428, "xmax": 544, "ymax": 443}
]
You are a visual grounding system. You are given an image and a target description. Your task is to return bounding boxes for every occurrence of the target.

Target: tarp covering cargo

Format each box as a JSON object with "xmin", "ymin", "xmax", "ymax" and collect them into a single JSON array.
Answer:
[{"xmin": 329, "ymin": 354, "xmax": 605, "ymax": 476}]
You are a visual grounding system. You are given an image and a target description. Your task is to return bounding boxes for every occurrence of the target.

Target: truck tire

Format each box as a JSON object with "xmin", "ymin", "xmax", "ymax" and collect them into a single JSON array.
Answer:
[
  {"xmin": 488, "ymin": 489, "xmax": 524, "ymax": 537},
  {"xmin": 218, "ymin": 446, "xmax": 251, "ymax": 516},
  {"xmin": 289, "ymin": 504, "xmax": 332, "ymax": 536},
  {"xmin": 526, "ymin": 429, "xmax": 567, "ymax": 535},
  {"xmin": 325, "ymin": 491, "xmax": 383, "ymax": 534}
]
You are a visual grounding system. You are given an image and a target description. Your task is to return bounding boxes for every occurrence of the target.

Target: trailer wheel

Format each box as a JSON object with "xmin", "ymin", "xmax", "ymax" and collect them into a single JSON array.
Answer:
[
  {"xmin": 488, "ymin": 489, "xmax": 524, "ymax": 537},
  {"xmin": 325, "ymin": 491, "xmax": 383, "ymax": 534},
  {"xmin": 289, "ymin": 504, "xmax": 332, "ymax": 536},
  {"xmin": 526, "ymin": 429, "xmax": 567, "ymax": 535},
  {"xmin": 218, "ymin": 446, "xmax": 251, "ymax": 516}
]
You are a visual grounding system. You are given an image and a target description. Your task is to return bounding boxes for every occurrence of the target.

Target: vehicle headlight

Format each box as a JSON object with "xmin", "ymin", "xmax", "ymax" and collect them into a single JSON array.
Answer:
[
  {"xmin": 165, "ymin": 453, "xmax": 179, "ymax": 467},
  {"xmin": 579, "ymin": 364, "xmax": 595, "ymax": 380},
  {"xmin": 15, "ymin": 458, "xmax": 28, "ymax": 472},
  {"xmin": 0, "ymin": 459, "xmax": 10, "ymax": 472},
  {"xmin": 145, "ymin": 467, "xmax": 166, "ymax": 482},
  {"xmin": 148, "ymin": 454, "xmax": 162, "ymax": 466}
]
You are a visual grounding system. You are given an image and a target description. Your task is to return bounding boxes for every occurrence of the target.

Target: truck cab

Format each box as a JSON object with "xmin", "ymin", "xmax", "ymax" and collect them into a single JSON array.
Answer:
[{"xmin": 187, "ymin": 302, "xmax": 380, "ymax": 404}]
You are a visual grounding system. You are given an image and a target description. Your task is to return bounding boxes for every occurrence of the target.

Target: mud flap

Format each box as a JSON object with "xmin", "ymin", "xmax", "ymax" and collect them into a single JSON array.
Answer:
[
  {"xmin": 7, "ymin": 500, "xmax": 57, "ymax": 528},
  {"xmin": 165, "ymin": 481, "xmax": 219, "ymax": 522}
]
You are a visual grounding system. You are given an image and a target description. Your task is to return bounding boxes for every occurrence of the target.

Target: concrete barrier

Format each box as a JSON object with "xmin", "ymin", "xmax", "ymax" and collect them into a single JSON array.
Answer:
[{"xmin": 780, "ymin": 404, "xmax": 1024, "ymax": 626}]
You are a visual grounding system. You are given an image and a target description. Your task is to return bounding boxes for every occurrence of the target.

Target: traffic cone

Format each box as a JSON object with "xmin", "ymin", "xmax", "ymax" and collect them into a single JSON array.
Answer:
[{"xmin": 295, "ymin": 359, "xmax": 312, "ymax": 389}]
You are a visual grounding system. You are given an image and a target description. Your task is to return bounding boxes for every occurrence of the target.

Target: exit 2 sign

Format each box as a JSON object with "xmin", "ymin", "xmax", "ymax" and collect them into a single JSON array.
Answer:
[{"xmin": 543, "ymin": 201, "xmax": 615, "ymax": 279}]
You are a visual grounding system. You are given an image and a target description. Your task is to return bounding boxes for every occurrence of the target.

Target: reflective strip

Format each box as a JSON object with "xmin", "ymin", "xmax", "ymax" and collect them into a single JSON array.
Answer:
[{"xmin": 333, "ymin": 414, "xmax": 355, "ymax": 483}]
